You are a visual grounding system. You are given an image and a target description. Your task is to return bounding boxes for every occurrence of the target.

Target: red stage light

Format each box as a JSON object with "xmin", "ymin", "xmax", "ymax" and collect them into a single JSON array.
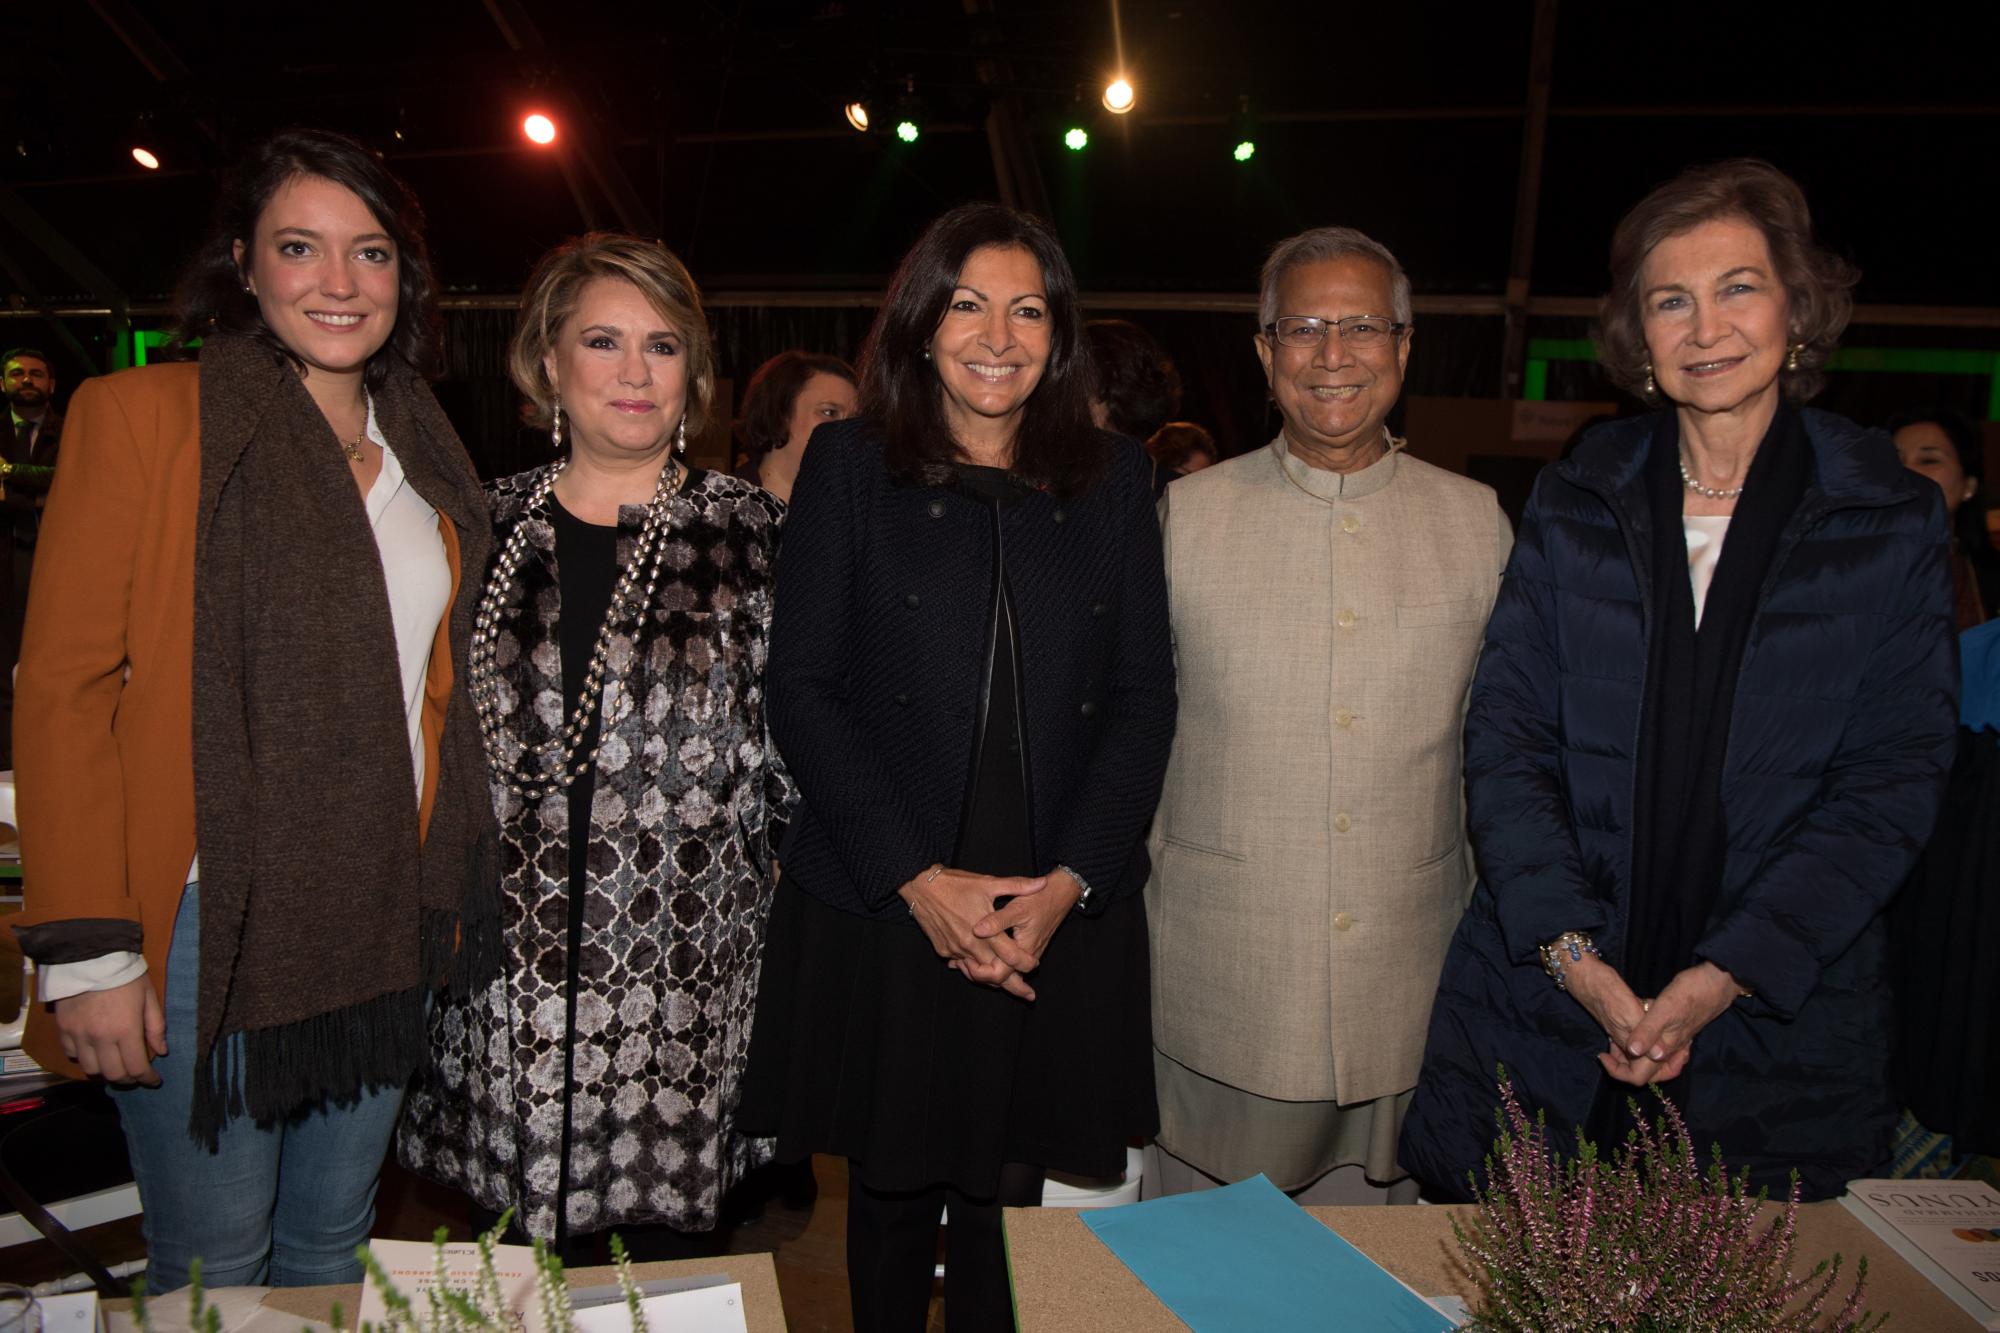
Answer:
[{"xmin": 522, "ymin": 113, "xmax": 557, "ymax": 146}]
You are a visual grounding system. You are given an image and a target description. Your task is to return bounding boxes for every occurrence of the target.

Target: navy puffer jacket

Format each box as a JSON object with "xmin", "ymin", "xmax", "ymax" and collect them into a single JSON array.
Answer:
[{"xmin": 1400, "ymin": 408, "xmax": 1957, "ymax": 1202}]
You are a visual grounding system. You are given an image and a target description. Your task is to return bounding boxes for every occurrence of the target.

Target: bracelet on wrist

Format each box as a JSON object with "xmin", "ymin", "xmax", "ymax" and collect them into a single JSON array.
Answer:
[
  {"xmin": 1538, "ymin": 931, "xmax": 1599, "ymax": 992},
  {"xmin": 1054, "ymin": 864, "xmax": 1094, "ymax": 911}
]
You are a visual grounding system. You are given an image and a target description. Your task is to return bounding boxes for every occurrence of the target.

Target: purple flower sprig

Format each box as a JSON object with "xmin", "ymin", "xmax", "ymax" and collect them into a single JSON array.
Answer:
[{"xmin": 1449, "ymin": 1072, "xmax": 1884, "ymax": 1332}]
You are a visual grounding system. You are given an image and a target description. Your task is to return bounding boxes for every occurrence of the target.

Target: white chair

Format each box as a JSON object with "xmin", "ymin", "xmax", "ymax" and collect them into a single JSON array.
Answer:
[
  {"xmin": 0, "ymin": 769, "xmax": 28, "ymax": 1051},
  {"xmin": 1040, "ymin": 1146, "xmax": 1146, "ymax": 1209},
  {"xmin": 934, "ymin": 1148, "xmax": 1147, "ymax": 1278}
]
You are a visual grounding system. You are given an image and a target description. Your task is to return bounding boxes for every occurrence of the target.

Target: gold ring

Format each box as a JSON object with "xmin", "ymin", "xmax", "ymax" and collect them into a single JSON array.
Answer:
[{"xmin": 1642, "ymin": 1000, "xmax": 1652, "ymax": 1012}]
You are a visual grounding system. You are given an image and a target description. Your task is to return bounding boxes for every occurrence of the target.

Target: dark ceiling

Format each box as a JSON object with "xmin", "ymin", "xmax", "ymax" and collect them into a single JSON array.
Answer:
[{"xmin": 5, "ymin": 0, "xmax": 1999, "ymax": 311}]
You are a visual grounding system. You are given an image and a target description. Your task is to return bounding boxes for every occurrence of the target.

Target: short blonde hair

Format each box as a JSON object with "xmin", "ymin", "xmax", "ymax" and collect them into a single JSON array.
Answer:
[{"xmin": 508, "ymin": 233, "xmax": 717, "ymax": 439}]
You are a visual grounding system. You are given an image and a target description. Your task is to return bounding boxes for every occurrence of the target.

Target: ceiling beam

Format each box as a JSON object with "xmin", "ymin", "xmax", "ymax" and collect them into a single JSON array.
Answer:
[
  {"xmin": 0, "ymin": 189, "xmax": 130, "ymax": 312},
  {"xmin": 85, "ymin": 0, "xmax": 192, "ymax": 82},
  {"xmin": 10, "ymin": 295, "xmax": 2000, "ymax": 331},
  {"xmin": 964, "ymin": 0, "xmax": 1051, "ymax": 219},
  {"xmin": 0, "ymin": 247, "xmax": 112, "ymax": 375}
]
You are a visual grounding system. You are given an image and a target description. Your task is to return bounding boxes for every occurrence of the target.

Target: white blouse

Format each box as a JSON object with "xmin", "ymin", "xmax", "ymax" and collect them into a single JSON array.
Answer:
[{"xmin": 1685, "ymin": 514, "xmax": 1731, "ymax": 630}]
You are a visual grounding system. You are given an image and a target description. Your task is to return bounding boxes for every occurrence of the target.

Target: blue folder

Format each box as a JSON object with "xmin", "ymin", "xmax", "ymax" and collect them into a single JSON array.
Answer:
[{"xmin": 1078, "ymin": 1175, "xmax": 1456, "ymax": 1332}]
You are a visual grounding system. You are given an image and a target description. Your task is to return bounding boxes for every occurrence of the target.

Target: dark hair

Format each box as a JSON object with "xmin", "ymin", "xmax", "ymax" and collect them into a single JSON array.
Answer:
[
  {"xmin": 2, "ymin": 348, "xmax": 50, "ymax": 370},
  {"xmin": 1146, "ymin": 421, "xmax": 1216, "ymax": 473},
  {"xmin": 1887, "ymin": 404, "xmax": 1994, "ymax": 556},
  {"xmin": 739, "ymin": 350, "xmax": 857, "ymax": 470},
  {"xmin": 857, "ymin": 202, "xmax": 1103, "ymax": 496},
  {"xmin": 173, "ymin": 127, "xmax": 442, "ymax": 387},
  {"xmin": 1596, "ymin": 158, "xmax": 1857, "ymax": 404},
  {"xmin": 1085, "ymin": 319, "xmax": 1182, "ymax": 440}
]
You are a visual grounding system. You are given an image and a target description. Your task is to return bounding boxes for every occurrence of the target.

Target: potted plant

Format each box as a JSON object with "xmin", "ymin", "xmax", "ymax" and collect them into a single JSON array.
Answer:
[{"xmin": 1453, "ymin": 1074, "xmax": 1883, "ymax": 1332}]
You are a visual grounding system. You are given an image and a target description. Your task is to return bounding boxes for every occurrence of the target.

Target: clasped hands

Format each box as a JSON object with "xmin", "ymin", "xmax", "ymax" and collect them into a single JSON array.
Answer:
[
  {"xmin": 1563, "ymin": 953, "xmax": 1742, "ymax": 1086},
  {"xmin": 898, "ymin": 864, "xmax": 1082, "ymax": 1001}
]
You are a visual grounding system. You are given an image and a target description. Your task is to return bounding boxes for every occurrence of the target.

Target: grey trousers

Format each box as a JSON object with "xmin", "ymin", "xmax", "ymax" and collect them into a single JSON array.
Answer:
[{"xmin": 1142, "ymin": 1140, "xmax": 1422, "ymax": 1205}]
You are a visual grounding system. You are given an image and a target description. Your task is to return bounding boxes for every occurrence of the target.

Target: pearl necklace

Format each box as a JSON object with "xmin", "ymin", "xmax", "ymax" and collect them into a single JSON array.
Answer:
[
  {"xmin": 469, "ymin": 458, "xmax": 683, "ymax": 799},
  {"xmin": 1678, "ymin": 455, "xmax": 1744, "ymax": 501}
]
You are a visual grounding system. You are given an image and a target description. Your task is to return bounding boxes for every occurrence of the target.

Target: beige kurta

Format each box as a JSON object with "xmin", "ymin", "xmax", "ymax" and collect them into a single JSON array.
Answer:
[{"xmin": 1147, "ymin": 433, "xmax": 1511, "ymax": 1182}]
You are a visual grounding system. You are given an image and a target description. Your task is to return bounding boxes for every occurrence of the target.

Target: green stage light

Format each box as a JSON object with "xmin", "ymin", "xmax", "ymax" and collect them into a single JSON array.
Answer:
[
  {"xmin": 1232, "ymin": 139, "xmax": 1256, "ymax": 163},
  {"xmin": 1064, "ymin": 127, "xmax": 1089, "ymax": 151},
  {"xmin": 895, "ymin": 119, "xmax": 920, "ymax": 144}
]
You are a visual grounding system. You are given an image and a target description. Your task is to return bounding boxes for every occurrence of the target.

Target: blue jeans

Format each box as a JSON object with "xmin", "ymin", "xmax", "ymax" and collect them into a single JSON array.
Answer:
[{"xmin": 108, "ymin": 885, "xmax": 407, "ymax": 1291}]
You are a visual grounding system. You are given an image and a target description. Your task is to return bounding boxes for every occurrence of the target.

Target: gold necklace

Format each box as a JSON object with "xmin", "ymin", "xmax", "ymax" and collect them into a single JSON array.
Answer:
[{"xmin": 341, "ymin": 392, "xmax": 371, "ymax": 463}]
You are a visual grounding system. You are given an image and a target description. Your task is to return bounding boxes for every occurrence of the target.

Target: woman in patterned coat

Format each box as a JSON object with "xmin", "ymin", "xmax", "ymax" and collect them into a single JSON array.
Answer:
[{"xmin": 398, "ymin": 234, "xmax": 793, "ymax": 1255}]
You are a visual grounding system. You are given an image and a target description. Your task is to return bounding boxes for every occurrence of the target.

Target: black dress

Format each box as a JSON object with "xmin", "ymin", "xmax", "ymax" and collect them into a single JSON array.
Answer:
[
  {"xmin": 546, "ymin": 498, "xmax": 618, "ymax": 1242},
  {"xmin": 741, "ymin": 465, "xmax": 1156, "ymax": 1196}
]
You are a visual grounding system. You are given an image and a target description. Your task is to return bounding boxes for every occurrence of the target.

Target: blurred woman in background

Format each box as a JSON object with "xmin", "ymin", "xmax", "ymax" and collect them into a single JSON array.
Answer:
[
  {"xmin": 1145, "ymin": 420, "xmax": 1218, "ymax": 481},
  {"xmin": 736, "ymin": 349, "xmax": 857, "ymax": 504},
  {"xmin": 1889, "ymin": 404, "xmax": 1998, "ymax": 628}
]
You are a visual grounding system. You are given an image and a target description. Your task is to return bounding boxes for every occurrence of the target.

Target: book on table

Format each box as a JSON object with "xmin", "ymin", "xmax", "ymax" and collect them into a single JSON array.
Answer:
[{"xmin": 1841, "ymin": 1178, "xmax": 2000, "ymax": 1330}]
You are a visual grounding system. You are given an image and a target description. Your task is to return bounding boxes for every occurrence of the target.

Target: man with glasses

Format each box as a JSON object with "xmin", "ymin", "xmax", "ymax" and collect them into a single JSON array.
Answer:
[{"xmin": 1144, "ymin": 227, "xmax": 1512, "ymax": 1203}]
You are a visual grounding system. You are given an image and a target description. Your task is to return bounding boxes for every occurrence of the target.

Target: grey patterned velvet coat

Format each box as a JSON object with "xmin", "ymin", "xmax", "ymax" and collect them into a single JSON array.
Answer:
[{"xmin": 399, "ymin": 465, "xmax": 794, "ymax": 1241}]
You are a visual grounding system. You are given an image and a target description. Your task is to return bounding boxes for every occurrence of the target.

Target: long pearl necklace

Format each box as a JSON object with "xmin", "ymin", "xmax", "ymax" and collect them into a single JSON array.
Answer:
[
  {"xmin": 469, "ymin": 458, "xmax": 682, "ymax": 799},
  {"xmin": 1678, "ymin": 454, "xmax": 1745, "ymax": 501}
]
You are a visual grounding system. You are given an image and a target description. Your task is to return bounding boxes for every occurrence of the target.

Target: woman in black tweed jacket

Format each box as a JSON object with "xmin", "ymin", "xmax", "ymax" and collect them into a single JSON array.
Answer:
[{"xmin": 741, "ymin": 203, "xmax": 1176, "ymax": 1331}]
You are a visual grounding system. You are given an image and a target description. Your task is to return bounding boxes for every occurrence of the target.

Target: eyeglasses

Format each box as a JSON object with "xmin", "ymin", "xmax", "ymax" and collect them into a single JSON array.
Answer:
[{"xmin": 1262, "ymin": 315, "xmax": 1408, "ymax": 349}]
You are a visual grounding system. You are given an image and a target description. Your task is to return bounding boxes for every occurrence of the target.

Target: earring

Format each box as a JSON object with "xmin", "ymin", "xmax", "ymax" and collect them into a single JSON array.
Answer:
[
  {"xmin": 674, "ymin": 416, "xmax": 688, "ymax": 455},
  {"xmin": 1786, "ymin": 343, "xmax": 1803, "ymax": 372},
  {"xmin": 922, "ymin": 349, "xmax": 932, "ymax": 362},
  {"xmin": 1643, "ymin": 363, "xmax": 1656, "ymax": 397},
  {"xmin": 551, "ymin": 397, "xmax": 564, "ymax": 450}
]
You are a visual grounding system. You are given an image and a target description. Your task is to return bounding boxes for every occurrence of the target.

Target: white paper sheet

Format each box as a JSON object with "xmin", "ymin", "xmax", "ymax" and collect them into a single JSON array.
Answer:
[{"xmin": 569, "ymin": 1284, "xmax": 747, "ymax": 1333}]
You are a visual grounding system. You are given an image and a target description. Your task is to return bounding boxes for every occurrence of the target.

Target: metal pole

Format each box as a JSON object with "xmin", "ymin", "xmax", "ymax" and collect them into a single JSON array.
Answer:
[{"xmin": 1500, "ymin": 0, "xmax": 1560, "ymax": 399}]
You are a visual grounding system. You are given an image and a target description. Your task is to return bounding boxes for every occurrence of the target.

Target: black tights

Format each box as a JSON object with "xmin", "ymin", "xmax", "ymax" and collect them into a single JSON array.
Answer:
[
  {"xmin": 847, "ymin": 1161, "xmax": 1043, "ymax": 1333},
  {"xmin": 467, "ymin": 1202, "xmax": 723, "ymax": 1266}
]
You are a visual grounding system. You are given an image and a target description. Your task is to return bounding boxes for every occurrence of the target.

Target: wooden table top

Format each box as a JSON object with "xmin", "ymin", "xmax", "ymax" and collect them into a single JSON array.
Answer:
[{"xmin": 1004, "ymin": 1200, "xmax": 1982, "ymax": 1331}]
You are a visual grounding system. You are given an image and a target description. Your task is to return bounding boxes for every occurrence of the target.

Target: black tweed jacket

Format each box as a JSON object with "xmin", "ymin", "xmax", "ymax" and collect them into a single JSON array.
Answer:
[{"xmin": 767, "ymin": 418, "xmax": 1177, "ymax": 921}]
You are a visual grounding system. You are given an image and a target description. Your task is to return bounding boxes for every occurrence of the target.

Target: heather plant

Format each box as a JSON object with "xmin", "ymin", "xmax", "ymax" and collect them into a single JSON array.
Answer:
[
  {"xmin": 132, "ymin": 1214, "xmax": 652, "ymax": 1333},
  {"xmin": 1452, "ymin": 1074, "xmax": 1884, "ymax": 1332}
]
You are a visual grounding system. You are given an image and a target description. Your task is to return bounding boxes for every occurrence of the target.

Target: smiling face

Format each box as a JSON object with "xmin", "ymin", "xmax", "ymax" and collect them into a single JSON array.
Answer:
[
  {"xmin": 929, "ymin": 244, "xmax": 1051, "ymax": 457},
  {"xmin": 1254, "ymin": 255, "xmax": 1410, "ymax": 471},
  {"xmin": 233, "ymin": 174, "xmax": 399, "ymax": 384},
  {"xmin": 1895, "ymin": 420, "xmax": 1976, "ymax": 519},
  {"xmin": 1639, "ymin": 215, "xmax": 1792, "ymax": 418},
  {"xmin": 785, "ymin": 370, "xmax": 858, "ymax": 453},
  {"xmin": 543, "ymin": 275, "xmax": 688, "ymax": 466}
]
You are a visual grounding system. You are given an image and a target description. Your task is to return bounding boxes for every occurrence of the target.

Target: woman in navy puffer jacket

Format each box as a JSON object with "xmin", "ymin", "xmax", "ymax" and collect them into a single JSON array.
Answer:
[{"xmin": 1400, "ymin": 160, "xmax": 1957, "ymax": 1203}]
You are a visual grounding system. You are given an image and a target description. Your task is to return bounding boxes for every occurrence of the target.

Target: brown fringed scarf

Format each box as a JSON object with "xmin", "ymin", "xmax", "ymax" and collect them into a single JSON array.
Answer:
[{"xmin": 189, "ymin": 334, "xmax": 500, "ymax": 1145}]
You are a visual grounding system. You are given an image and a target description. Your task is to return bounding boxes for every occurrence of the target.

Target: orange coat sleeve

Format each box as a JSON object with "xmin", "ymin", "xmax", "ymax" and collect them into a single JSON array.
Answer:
[{"xmin": 12, "ymin": 376, "xmax": 155, "ymax": 934}]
